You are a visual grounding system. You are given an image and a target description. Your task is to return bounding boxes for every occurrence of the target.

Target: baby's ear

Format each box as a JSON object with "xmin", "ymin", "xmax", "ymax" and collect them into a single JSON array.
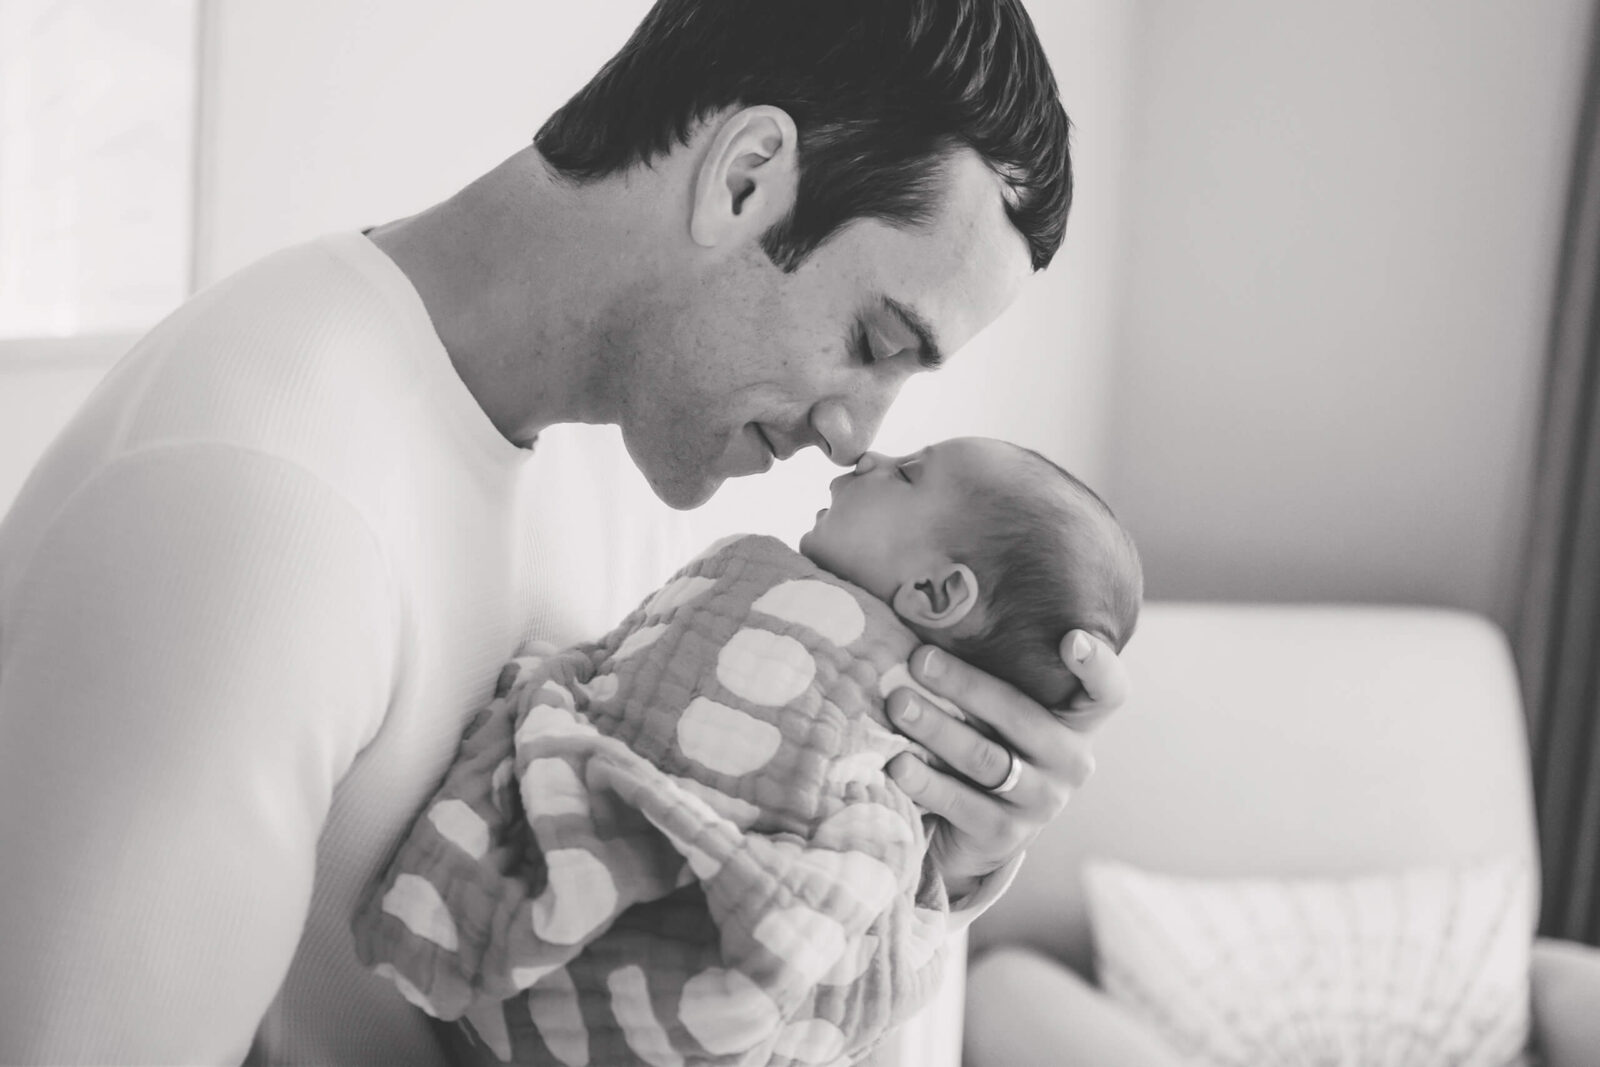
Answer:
[{"xmin": 892, "ymin": 563, "xmax": 980, "ymax": 631}]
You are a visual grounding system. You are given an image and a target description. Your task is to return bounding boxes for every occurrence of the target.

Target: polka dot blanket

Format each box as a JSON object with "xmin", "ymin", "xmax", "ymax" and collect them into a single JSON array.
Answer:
[{"xmin": 352, "ymin": 534, "xmax": 953, "ymax": 1066}]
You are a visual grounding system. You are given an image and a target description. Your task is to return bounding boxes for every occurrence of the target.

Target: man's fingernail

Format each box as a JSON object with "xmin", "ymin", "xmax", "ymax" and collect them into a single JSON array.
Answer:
[
  {"xmin": 895, "ymin": 697, "xmax": 922, "ymax": 724},
  {"xmin": 892, "ymin": 759, "xmax": 927, "ymax": 789},
  {"xmin": 1072, "ymin": 632, "xmax": 1092, "ymax": 663},
  {"xmin": 920, "ymin": 647, "xmax": 944, "ymax": 678}
]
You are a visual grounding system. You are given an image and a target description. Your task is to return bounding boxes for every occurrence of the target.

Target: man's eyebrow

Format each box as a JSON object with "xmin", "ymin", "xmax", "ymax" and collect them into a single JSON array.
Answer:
[{"xmin": 882, "ymin": 297, "xmax": 945, "ymax": 370}]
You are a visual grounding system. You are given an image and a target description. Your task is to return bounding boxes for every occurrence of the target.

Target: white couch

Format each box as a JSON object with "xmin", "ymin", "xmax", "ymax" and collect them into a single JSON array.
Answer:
[{"xmin": 962, "ymin": 602, "xmax": 1600, "ymax": 1066}]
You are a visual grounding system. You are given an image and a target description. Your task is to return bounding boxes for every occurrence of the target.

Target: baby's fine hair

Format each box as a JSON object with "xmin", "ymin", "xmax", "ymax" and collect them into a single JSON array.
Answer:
[{"xmin": 942, "ymin": 446, "xmax": 1142, "ymax": 711}]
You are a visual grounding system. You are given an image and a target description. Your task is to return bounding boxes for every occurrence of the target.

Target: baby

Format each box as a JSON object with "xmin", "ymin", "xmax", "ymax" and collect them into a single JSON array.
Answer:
[{"xmin": 352, "ymin": 436, "xmax": 1142, "ymax": 1067}]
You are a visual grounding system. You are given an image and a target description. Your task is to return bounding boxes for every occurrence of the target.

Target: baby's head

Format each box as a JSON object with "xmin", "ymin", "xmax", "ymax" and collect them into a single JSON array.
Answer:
[{"xmin": 799, "ymin": 436, "xmax": 1142, "ymax": 710}]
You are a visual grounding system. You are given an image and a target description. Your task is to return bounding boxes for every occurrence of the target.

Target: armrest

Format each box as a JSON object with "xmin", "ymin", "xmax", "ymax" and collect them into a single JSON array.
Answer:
[
  {"xmin": 1531, "ymin": 937, "xmax": 1600, "ymax": 1067},
  {"xmin": 963, "ymin": 947, "xmax": 1185, "ymax": 1067}
]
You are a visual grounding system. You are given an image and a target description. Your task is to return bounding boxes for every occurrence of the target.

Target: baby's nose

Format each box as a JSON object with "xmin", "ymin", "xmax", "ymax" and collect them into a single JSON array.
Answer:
[{"xmin": 854, "ymin": 452, "xmax": 889, "ymax": 474}]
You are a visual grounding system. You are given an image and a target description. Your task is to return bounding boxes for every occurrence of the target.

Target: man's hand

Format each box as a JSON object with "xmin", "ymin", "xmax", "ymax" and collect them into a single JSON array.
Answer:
[{"xmin": 884, "ymin": 630, "xmax": 1130, "ymax": 900}]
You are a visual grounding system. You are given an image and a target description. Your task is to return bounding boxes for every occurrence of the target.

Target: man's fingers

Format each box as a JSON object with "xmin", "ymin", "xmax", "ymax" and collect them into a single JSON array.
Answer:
[
  {"xmin": 887, "ymin": 686, "xmax": 1025, "ymax": 790},
  {"xmin": 890, "ymin": 677, "xmax": 1098, "ymax": 792},
  {"xmin": 908, "ymin": 646, "xmax": 1053, "ymax": 758},
  {"xmin": 1061, "ymin": 630, "xmax": 1130, "ymax": 716},
  {"xmin": 886, "ymin": 754, "xmax": 1015, "ymax": 843}
]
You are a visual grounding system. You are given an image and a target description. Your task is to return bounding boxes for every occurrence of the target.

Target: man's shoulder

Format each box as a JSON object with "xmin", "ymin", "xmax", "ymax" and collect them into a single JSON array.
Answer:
[
  {"xmin": 109, "ymin": 232, "xmax": 482, "ymax": 494},
  {"xmin": 0, "ymin": 232, "xmax": 494, "ymax": 593},
  {"xmin": 181, "ymin": 232, "xmax": 431, "ymax": 384}
]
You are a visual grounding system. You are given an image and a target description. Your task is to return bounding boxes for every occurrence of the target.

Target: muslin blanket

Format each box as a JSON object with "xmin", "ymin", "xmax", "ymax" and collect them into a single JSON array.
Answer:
[{"xmin": 352, "ymin": 534, "xmax": 953, "ymax": 1066}]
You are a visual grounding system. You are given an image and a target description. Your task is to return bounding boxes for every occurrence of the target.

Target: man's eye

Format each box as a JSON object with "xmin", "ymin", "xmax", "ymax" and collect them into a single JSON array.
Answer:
[
  {"xmin": 851, "ymin": 323, "xmax": 877, "ymax": 365},
  {"xmin": 896, "ymin": 464, "xmax": 912, "ymax": 483}
]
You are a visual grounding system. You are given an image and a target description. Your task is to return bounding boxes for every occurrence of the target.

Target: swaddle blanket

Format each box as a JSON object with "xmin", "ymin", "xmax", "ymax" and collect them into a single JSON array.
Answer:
[{"xmin": 352, "ymin": 534, "xmax": 952, "ymax": 1066}]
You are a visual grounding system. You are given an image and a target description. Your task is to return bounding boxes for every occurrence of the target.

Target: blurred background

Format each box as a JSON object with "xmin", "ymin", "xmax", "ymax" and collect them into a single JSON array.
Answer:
[{"xmin": 0, "ymin": 0, "xmax": 1591, "ymax": 635}]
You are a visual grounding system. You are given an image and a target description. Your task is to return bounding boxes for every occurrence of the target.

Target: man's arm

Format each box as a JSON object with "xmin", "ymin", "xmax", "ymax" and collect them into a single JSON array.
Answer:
[{"xmin": 0, "ymin": 446, "xmax": 395, "ymax": 1063}]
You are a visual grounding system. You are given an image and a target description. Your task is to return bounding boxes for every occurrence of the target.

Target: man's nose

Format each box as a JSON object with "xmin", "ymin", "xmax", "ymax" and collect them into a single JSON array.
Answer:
[{"xmin": 811, "ymin": 395, "xmax": 889, "ymax": 467}]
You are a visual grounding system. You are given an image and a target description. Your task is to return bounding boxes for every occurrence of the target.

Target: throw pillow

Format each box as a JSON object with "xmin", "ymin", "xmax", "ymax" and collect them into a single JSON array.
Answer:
[{"xmin": 1082, "ymin": 858, "xmax": 1534, "ymax": 1067}]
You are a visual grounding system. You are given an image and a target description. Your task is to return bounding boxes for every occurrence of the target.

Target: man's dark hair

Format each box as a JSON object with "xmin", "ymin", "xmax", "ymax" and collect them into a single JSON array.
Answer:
[
  {"xmin": 943, "ymin": 447, "xmax": 1142, "ymax": 711},
  {"xmin": 535, "ymin": 0, "xmax": 1073, "ymax": 272}
]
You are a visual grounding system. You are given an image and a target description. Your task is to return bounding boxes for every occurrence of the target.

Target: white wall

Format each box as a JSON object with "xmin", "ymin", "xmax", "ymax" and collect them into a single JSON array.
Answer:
[
  {"xmin": 194, "ymin": 0, "xmax": 1137, "ymax": 557},
  {"xmin": 0, "ymin": 0, "xmax": 195, "ymax": 337},
  {"xmin": 1105, "ymin": 0, "xmax": 1591, "ymax": 627},
  {"xmin": 5, "ymin": 1, "xmax": 1590, "ymax": 631}
]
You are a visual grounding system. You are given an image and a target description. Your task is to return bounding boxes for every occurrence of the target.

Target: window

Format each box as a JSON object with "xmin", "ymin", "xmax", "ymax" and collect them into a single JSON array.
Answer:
[{"xmin": 0, "ymin": 0, "xmax": 197, "ymax": 337}]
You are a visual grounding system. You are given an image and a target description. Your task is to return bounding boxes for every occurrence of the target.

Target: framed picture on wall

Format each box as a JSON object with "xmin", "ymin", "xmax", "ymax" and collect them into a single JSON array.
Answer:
[{"xmin": 0, "ymin": 0, "xmax": 197, "ymax": 338}]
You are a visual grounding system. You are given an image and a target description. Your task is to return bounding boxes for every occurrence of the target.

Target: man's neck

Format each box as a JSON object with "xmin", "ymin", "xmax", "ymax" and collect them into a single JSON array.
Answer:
[{"xmin": 365, "ymin": 148, "xmax": 675, "ymax": 448}]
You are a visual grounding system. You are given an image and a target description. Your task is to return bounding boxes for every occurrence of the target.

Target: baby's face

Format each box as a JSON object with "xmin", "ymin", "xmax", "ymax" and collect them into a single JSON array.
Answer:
[{"xmin": 799, "ymin": 436, "xmax": 1018, "ymax": 599}]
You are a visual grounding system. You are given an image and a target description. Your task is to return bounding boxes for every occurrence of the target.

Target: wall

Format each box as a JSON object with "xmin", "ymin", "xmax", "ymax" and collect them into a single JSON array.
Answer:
[
  {"xmin": 5, "ymin": 1, "xmax": 1592, "ymax": 630},
  {"xmin": 1105, "ymin": 0, "xmax": 1592, "ymax": 627},
  {"xmin": 193, "ymin": 0, "xmax": 1137, "ymax": 559},
  {"xmin": 0, "ymin": 0, "xmax": 195, "ymax": 337}
]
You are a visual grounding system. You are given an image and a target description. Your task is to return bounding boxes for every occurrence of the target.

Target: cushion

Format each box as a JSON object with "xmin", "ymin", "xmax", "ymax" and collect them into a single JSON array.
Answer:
[
  {"xmin": 1083, "ymin": 858, "xmax": 1534, "ymax": 1067},
  {"xmin": 964, "ymin": 946, "xmax": 1187, "ymax": 1066}
]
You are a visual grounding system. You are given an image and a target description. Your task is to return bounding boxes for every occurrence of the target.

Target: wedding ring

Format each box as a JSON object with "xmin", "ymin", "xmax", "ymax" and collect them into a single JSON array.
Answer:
[{"xmin": 987, "ymin": 748, "xmax": 1023, "ymax": 796}]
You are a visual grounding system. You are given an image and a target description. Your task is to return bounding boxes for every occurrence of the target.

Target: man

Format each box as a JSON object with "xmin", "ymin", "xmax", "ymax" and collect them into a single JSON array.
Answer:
[{"xmin": 0, "ymin": 1, "xmax": 1128, "ymax": 1062}]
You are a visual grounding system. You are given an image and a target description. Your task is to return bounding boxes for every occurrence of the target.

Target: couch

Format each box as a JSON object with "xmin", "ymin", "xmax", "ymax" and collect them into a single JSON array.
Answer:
[{"xmin": 960, "ymin": 602, "xmax": 1600, "ymax": 1066}]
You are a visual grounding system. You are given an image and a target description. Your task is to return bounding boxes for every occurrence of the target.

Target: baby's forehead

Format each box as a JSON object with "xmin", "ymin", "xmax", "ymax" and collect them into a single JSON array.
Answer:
[
  {"xmin": 942, "ymin": 435, "xmax": 1025, "ymax": 470},
  {"xmin": 944, "ymin": 437, "xmax": 1071, "ymax": 501}
]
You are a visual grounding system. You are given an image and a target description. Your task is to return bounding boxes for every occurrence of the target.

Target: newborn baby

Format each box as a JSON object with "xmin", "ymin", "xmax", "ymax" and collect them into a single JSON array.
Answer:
[{"xmin": 352, "ymin": 436, "xmax": 1142, "ymax": 1067}]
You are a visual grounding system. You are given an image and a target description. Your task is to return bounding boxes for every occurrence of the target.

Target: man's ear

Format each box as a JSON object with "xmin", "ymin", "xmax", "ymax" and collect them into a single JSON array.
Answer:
[
  {"xmin": 689, "ymin": 105, "xmax": 799, "ymax": 249},
  {"xmin": 892, "ymin": 563, "xmax": 981, "ymax": 631}
]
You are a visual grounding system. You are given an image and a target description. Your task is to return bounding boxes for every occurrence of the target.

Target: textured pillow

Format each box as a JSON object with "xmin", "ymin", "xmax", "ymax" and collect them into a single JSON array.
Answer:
[{"xmin": 1082, "ymin": 859, "xmax": 1535, "ymax": 1067}]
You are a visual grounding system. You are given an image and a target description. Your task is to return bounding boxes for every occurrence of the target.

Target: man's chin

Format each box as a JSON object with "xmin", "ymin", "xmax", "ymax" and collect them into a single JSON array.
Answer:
[
  {"xmin": 664, "ymin": 480, "xmax": 722, "ymax": 511},
  {"xmin": 638, "ymin": 466, "xmax": 722, "ymax": 511}
]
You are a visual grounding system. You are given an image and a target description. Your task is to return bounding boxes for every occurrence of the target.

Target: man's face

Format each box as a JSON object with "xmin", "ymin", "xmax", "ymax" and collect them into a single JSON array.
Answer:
[
  {"xmin": 616, "ymin": 148, "xmax": 1033, "ymax": 509},
  {"xmin": 799, "ymin": 437, "xmax": 1019, "ymax": 601}
]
